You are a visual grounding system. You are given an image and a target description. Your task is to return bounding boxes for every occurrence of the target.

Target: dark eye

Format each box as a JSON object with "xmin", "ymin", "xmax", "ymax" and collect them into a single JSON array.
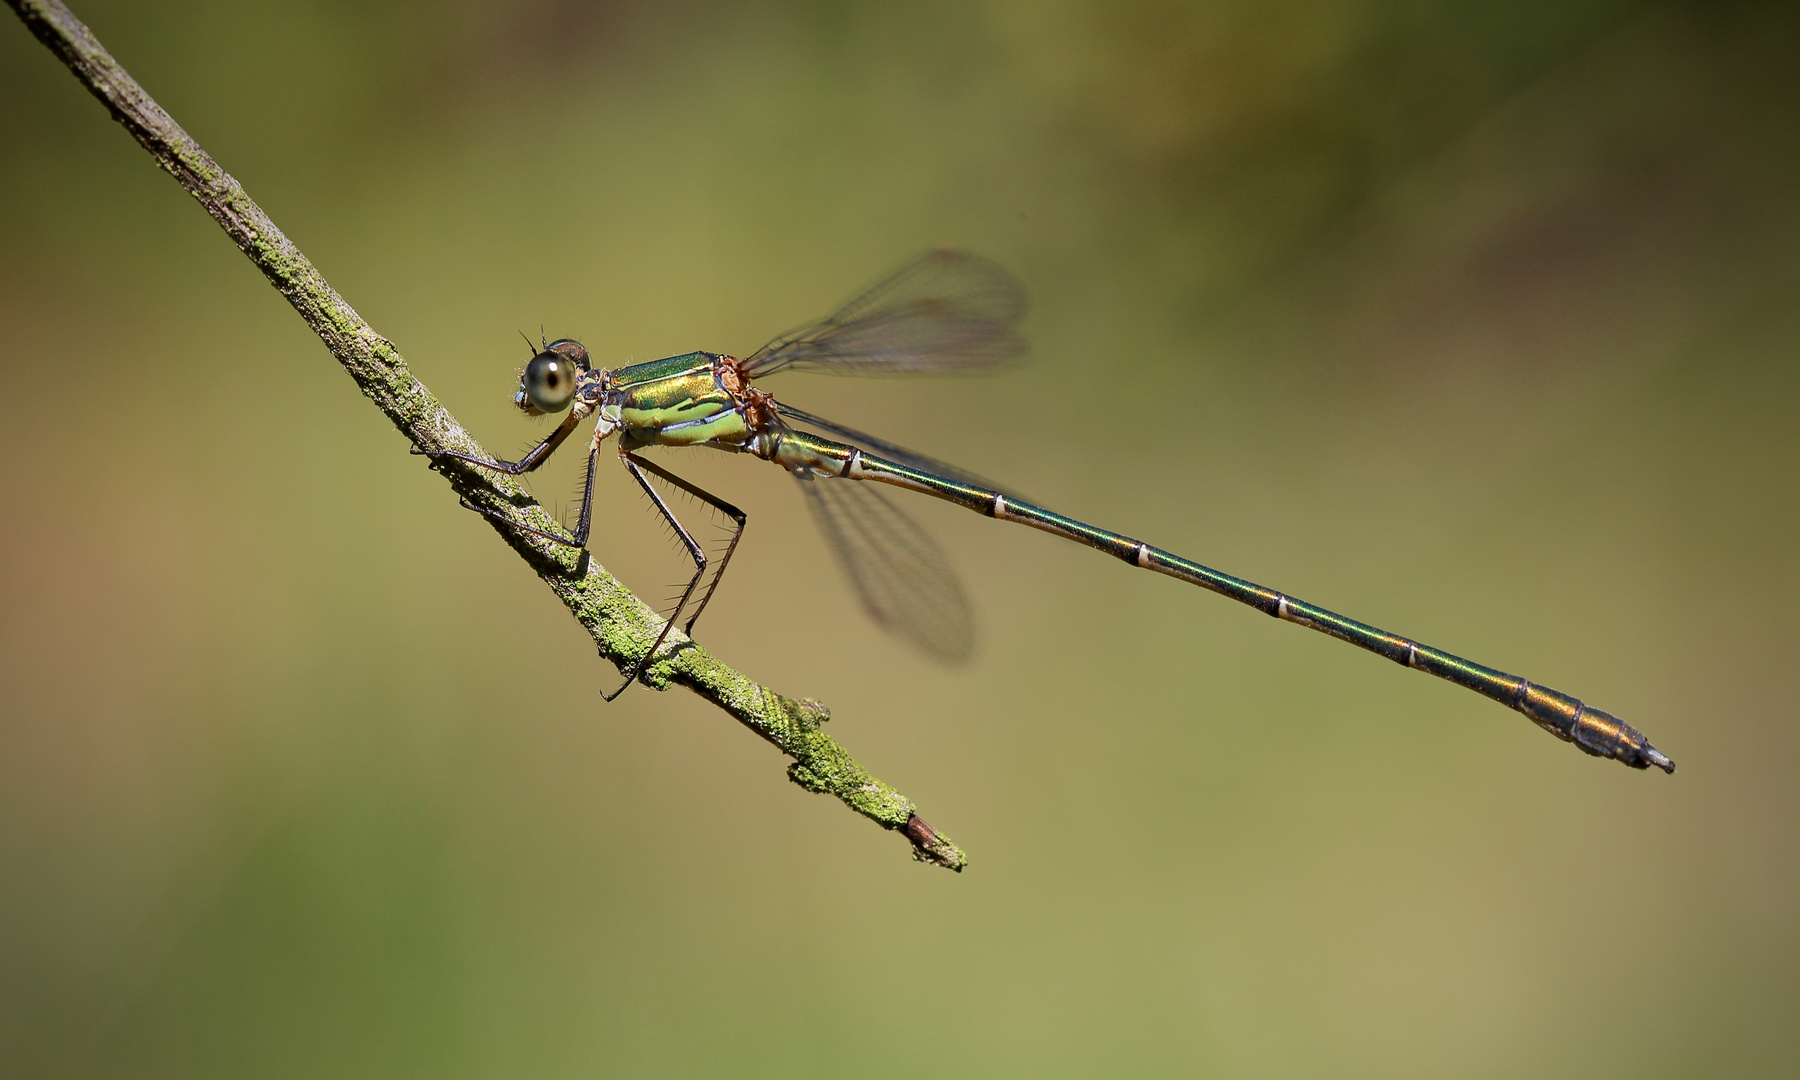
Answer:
[{"xmin": 522, "ymin": 352, "xmax": 578, "ymax": 412}]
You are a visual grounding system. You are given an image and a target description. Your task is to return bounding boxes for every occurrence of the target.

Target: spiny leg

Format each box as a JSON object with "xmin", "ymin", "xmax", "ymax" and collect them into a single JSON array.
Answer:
[
  {"xmin": 411, "ymin": 408, "xmax": 583, "ymax": 476},
  {"xmin": 567, "ymin": 443, "xmax": 601, "ymax": 546},
  {"xmin": 605, "ymin": 450, "xmax": 715, "ymax": 701},
  {"xmin": 626, "ymin": 455, "xmax": 748, "ymax": 635},
  {"xmin": 420, "ymin": 412, "xmax": 603, "ymax": 548},
  {"xmin": 454, "ymin": 442, "xmax": 600, "ymax": 549}
]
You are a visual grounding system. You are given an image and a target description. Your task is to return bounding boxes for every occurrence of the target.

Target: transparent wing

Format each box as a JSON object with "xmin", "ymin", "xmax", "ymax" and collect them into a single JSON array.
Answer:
[
  {"xmin": 744, "ymin": 249, "xmax": 1027, "ymax": 378},
  {"xmin": 796, "ymin": 475, "xmax": 975, "ymax": 663},
  {"xmin": 774, "ymin": 400, "xmax": 1030, "ymax": 504}
]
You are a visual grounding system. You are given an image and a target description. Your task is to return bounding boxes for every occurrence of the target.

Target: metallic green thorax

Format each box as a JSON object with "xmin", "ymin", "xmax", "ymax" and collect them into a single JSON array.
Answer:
[{"xmin": 609, "ymin": 352, "xmax": 750, "ymax": 448}]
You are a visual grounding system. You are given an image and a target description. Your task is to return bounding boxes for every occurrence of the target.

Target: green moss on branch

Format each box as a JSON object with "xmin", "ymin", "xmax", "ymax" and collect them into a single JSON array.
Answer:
[{"xmin": 9, "ymin": 0, "xmax": 964, "ymax": 871}]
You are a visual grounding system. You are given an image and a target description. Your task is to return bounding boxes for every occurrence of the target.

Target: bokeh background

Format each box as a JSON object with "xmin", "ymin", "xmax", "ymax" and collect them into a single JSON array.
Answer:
[{"xmin": 3, "ymin": 1, "xmax": 1796, "ymax": 1075}]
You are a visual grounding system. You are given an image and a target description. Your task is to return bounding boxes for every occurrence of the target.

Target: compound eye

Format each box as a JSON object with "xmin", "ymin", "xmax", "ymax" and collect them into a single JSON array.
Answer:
[{"xmin": 522, "ymin": 351, "xmax": 579, "ymax": 413}]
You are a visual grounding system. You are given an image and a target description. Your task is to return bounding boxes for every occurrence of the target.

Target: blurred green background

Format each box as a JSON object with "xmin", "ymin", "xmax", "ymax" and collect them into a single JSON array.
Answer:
[{"xmin": 3, "ymin": 1, "xmax": 1796, "ymax": 1075}]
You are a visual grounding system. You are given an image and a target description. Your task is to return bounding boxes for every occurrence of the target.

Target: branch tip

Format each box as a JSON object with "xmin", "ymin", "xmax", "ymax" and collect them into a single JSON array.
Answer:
[{"xmin": 903, "ymin": 815, "xmax": 966, "ymax": 871}]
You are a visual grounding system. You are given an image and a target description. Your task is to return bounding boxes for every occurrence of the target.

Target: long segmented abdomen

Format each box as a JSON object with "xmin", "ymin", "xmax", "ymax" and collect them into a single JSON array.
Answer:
[{"xmin": 768, "ymin": 426, "xmax": 1674, "ymax": 772}]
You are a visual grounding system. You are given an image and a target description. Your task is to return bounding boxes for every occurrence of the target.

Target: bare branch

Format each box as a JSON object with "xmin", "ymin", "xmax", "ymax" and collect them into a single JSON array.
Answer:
[{"xmin": 8, "ymin": 0, "xmax": 965, "ymax": 871}]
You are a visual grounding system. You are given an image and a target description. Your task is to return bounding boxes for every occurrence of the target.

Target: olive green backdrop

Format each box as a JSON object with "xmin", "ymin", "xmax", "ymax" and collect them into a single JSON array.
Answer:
[{"xmin": 2, "ymin": 1, "xmax": 1795, "ymax": 1076}]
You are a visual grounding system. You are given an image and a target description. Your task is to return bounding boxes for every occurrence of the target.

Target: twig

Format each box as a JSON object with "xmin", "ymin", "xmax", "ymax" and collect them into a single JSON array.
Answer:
[{"xmin": 8, "ymin": 0, "xmax": 965, "ymax": 871}]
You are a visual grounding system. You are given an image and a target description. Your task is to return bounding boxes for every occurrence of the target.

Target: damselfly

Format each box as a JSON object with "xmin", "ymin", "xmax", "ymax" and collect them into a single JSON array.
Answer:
[{"xmin": 428, "ymin": 250, "xmax": 1673, "ymax": 772}]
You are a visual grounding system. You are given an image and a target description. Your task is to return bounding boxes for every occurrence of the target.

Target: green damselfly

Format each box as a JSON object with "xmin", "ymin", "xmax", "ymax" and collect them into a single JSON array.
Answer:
[{"xmin": 428, "ymin": 250, "xmax": 1674, "ymax": 773}]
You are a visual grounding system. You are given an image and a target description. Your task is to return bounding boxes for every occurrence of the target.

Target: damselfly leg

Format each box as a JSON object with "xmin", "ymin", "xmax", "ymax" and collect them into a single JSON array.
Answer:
[
  {"xmin": 418, "ymin": 412, "xmax": 602, "ymax": 548},
  {"xmin": 415, "ymin": 407, "xmax": 583, "ymax": 477},
  {"xmin": 626, "ymin": 456, "xmax": 749, "ymax": 637},
  {"xmin": 608, "ymin": 451, "xmax": 747, "ymax": 700}
]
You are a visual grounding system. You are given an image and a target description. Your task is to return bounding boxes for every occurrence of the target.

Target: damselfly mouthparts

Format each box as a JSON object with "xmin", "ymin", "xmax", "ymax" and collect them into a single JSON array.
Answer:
[{"xmin": 427, "ymin": 250, "xmax": 1673, "ymax": 773}]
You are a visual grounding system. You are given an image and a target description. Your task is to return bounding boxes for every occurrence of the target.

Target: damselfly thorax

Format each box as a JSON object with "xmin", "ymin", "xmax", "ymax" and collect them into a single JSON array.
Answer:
[{"xmin": 425, "ymin": 249, "xmax": 1674, "ymax": 773}]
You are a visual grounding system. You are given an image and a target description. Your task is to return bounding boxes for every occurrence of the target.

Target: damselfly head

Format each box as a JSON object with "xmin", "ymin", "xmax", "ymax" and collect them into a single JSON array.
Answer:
[{"xmin": 515, "ymin": 338, "xmax": 592, "ymax": 415}]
